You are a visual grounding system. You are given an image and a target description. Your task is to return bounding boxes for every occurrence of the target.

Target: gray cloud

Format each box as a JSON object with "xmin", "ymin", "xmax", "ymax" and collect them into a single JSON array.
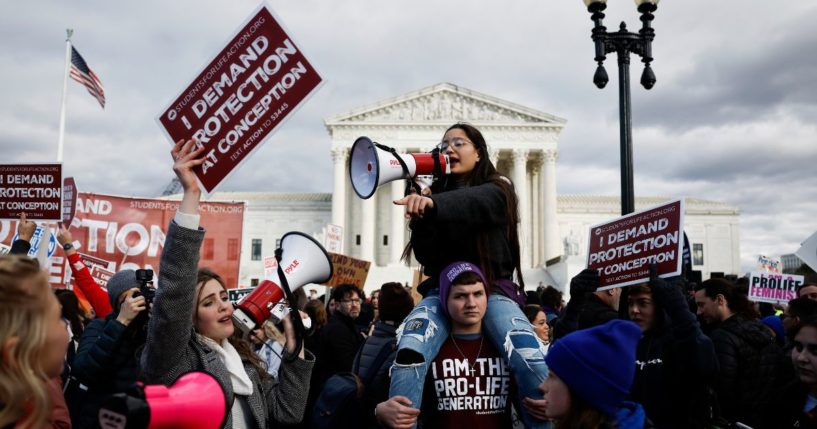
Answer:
[{"xmin": 1, "ymin": 0, "xmax": 815, "ymax": 274}]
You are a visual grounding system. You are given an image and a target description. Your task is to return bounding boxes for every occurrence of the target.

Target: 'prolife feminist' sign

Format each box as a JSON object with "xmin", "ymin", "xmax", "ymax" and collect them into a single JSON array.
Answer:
[
  {"xmin": 748, "ymin": 271, "xmax": 803, "ymax": 304},
  {"xmin": 587, "ymin": 199, "xmax": 685, "ymax": 290},
  {"xmin": 0, "ymin": 163, "xmax": 62, "ymax": 221},
  {"xmin": 158, "ymin": 4, "xmax": 322, "ymax": 194}
]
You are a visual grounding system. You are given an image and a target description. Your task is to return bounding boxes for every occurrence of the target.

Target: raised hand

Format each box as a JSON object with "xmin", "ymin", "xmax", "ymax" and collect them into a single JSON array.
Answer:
[{"xmin": 17, "ymin": 212, "xmax": 36, "ymax": 241}]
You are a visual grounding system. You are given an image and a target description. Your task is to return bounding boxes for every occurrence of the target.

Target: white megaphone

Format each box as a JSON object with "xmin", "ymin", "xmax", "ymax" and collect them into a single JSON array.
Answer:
[
  {"xmin": 349, "ymin": 136, "xmax": 450, "ymax": 199},
  {"xmin": 232, "ymin": 231, "xmax": 333, "ymax": 334}
]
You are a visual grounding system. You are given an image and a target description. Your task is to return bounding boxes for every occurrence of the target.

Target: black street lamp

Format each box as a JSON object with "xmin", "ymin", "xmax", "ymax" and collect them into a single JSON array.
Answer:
[{"xmin": 583, "ymin": 0, "xmax": 659, "ymax": 215}]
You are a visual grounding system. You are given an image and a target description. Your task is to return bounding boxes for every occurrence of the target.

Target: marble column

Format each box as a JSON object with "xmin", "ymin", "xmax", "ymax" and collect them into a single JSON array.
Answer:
[
  {"xmin": 489, "ymin": 148, "xmax": 500, "ymax": 168},
  {"xmin": 530, "ymin": 156, "xmax": 543, "ymax": 267},
  {"xmin": 331, "ymin": 148, "xmax": 348, "ymax": 252},
  {"xmin": 542, "ymin": 149, "xmax": 560, "ymax": 262},
  {"xmin": 512, "ymin": 149, "xmax": 530, "ymax": 268}
]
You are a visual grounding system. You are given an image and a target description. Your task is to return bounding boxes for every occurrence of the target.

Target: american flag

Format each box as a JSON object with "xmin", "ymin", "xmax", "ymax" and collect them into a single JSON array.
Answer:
[{"xmin": 69, "ymin": 46, "xmax": 105, "ymax": 108}]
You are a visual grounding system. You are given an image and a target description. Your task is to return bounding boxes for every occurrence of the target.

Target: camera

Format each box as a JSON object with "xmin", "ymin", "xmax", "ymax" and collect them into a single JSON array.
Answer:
[
  {"xmin": 132, "ymin": 269, "xmax": 155, "ymax": 307},
  {"xmin": 131, "ymin": 269, "xmax": 155, "ymax": 330}
]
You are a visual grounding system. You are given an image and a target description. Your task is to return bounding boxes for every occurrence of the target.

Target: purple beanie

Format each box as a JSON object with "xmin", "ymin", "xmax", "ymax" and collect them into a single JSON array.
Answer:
[{"xmin": 438, "ymin": 261, "xmax": 488, "ymax": 318}]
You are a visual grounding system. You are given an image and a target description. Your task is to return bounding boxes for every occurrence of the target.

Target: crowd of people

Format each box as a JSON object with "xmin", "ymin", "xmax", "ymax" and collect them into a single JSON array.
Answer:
[{"xmin": 2, "ymin": 123, "xmax": 817, "ymax": 429}]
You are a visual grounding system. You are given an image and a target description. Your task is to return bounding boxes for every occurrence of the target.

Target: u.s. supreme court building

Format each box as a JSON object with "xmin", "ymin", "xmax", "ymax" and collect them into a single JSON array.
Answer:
[{"xmin": 209, "ymin": 83, "xmax": 741, "ymax": 293}]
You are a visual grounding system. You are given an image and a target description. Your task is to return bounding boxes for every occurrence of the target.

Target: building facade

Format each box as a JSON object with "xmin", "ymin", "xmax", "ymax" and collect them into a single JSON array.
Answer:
[{"xmin": 206, "ymin": 83, "xmax": 742, "ymax": 292}]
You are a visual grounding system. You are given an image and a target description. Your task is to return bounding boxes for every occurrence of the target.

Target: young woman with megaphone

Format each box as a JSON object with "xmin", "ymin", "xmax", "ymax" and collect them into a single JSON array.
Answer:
[
  {"xmin": 141, "ymin": 138, "xmax": 314, "ymax": 428},
  {"xmin": 384, "ymin": 123, "xmax": 550, "ymax": 429}
]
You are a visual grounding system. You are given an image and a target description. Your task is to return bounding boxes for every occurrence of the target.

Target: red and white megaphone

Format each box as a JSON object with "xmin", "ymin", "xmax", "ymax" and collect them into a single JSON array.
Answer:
[
  {"xmin": 349, "ymin": 136, "xmax": 450, "ymax": 199},
  {"xmin": 98, "ymin": 371, "xmax": 226, "ymax": 429},
  {"xmin": 232, "ymin": 231, "xmax": 333, "ymax": 334}
]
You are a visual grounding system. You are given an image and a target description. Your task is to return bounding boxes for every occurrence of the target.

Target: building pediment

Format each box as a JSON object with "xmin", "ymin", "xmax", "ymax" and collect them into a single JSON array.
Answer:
[{"xmin": 325, "ymin": 82, "xmax": 566, "ymax": 127}]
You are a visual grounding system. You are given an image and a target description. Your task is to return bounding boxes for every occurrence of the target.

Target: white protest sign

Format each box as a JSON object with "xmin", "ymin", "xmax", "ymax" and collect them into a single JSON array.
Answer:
[
  {"xmin": 756, "ymin": 255, "xmax": 782, "ymax": 273},
  {"xmin": 264, "ymin": 256, "xmax": 279, "ymax": 279},
  {"xmin": 13, "ymin": 225, "xmax": 56, "ymax": 258},
  {"xmin": 325, "ymin": 224, "xmax": 343, "ymax": 253},
  {"xmin": 748, "ymin": 271, "xmax": 803, "ymax": 304}
]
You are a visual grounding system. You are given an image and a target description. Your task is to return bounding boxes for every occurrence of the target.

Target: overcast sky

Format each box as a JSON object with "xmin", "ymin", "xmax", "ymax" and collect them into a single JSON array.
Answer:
[{"xmin": 2, "ymin": 0, "xmax": 815, "ymax": 273}]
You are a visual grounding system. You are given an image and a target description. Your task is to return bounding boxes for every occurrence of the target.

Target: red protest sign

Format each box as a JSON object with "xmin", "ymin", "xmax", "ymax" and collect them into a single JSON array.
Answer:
[
  {"xmin": 157, "ymin": 5, "xmax": 323, "ymax": 194},
  {"xmin": 62, "ymin": 177, "xmax": 78, "ymax": 226},
  {"xmin": 77, "ymin": 252, "xmax": 115, "ymax": 272},
  {"xmin": 587, "ymin": 199, "xmax": 684, "ymax": 290},
  {"xmin": 0, "ymin": 193, "xmax": 245, "ymax": 289},
  {"xmin": 90, "ymin": 266, "xmax": 115, "ymax": 290},
  {"xmin": 0, "ymin": 163, "xmax": 62, "ymax": 221}
]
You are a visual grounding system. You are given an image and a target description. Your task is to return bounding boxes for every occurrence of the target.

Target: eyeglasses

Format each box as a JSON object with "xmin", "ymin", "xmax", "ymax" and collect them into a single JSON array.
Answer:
[
  {"xmin": 341, "ymin": 299, "xmax": 362, "ymax": 306},
  {"xmin": 436, "ymin": 137, "xmax": 473, "ymax": 152}
]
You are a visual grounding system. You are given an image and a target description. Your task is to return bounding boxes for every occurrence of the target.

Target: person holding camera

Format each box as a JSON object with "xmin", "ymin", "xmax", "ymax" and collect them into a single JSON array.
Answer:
[
  {"xmin": 67, "ymin": 268, "xmax": 152, "ymax": 428},
  {"xmin": 141, "ymin": 138, "xmax": 314, "ymax": 428}
]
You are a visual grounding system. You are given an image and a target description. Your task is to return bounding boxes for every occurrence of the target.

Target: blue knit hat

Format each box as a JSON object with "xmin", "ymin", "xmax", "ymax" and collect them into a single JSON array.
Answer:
[
  {"xmin": 438, "ymin": 261, "xmax": 488, "ymax": 318},
  {"xmin": 761, "ymin": 315, "xmax": 785, "ymax": 343},
  {"xmin": 545, "ymin": 320, "xmax": 641, "ymax": 415}
]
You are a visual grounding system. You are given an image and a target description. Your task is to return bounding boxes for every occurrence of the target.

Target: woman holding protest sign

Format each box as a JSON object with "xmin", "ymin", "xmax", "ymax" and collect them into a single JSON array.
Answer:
[
  {"xmin": 141, "ymin": 138, "xmax": 314, "ymax": 428},
  {"xmin": 388, "ymin": 123, "xmax": 549, "ymax": 428}
]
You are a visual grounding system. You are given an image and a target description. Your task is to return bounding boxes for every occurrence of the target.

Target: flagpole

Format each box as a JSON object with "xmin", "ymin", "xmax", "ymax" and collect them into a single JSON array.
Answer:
[{"xmin": 57, "ymin": 29, "xmax": 73, "ymax": 163}]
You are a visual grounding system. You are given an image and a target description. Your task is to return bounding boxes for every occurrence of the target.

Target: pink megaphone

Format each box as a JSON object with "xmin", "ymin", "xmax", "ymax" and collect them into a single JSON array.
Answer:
[{"xmin": 98, "ymin": 371, "xmax": 227, "ymax": 429}]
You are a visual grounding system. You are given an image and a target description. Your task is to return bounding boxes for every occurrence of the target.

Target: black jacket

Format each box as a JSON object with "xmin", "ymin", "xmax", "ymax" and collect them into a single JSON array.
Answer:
[
  {"xmin": 629, "ymin": 282, "xmax": 718, "ymax": 429},
  {"xmin": 578, "ymin": 293, "xmax": 619, "ymax": 330},
  {"xmin": 69, "ymin": 312, "xmax": 145, "ymax": 428},
  {"xmin": 9, "ymin": 239, "xmax": 31, "ymax": 255},
  {"xmin": 777, "ymin": 379, "xmax": 817, "ymax": 429},
  {"xmin": 709, "ymin": 315, "xmax": 783, "ymax": 428},
  {"xmin": 320, "ymin": 312, "xmax": 363, "ymax": 380},
  {"xmin": 354, "ymin": 321, "xmax": 398, "ymax": 427},
  {"xmin": 411, "ymin": 181, "xmax": 513, "ymax": 293}
]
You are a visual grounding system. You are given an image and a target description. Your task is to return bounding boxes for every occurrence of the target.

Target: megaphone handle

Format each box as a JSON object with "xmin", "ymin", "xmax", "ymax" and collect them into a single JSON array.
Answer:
[{"xmin": 274, "ymin": 248, "xmax": 305, "ymax": 361}]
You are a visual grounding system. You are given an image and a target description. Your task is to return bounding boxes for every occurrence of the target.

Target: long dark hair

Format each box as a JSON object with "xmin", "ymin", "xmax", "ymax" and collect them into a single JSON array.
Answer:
[
  {"xmin": 55, "ymin": 289, "xmax": 85, "ymax": 340},
  {"xmin": 402, "ymin": 123, "xmax": 524, "ymax": 289},
  {"xmin": 196, "ymin": 268, "xmax": 270, "ymax": 380}
]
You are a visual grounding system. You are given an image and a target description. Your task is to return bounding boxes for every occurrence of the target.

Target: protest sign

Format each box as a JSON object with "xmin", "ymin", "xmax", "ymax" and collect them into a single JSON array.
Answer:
[
  {"xmin": 587, "ymin": 199, "xmax": 685, "ymax": 290},
  {"xmin": 748, "ymin": 271, "xmax": 803, "ymax": 304},
  {"xmin": 0, "ymin": 163, "xmax": 62, "ymax": 221},
  {"xmin": 90, "ymin": 266, "xmax": 115, "ymax": 290},
  {"xmin": 157, "ymin": 4, "xmax": 323, "ymax": 194},
  {"xmin": 0, "ymin": 193, "xmax": 245, "ymax": 288},
  {"xmin": 756, "ymin": 255, "xmax": 782, "ymax": 273},
  {"xmin": 264, "ymin": 255, "xmax": 278, "ymax": 279},
  {"xmin": 796, "ymin": 231, "xmax": 817, "ymax": 273},
  {"xmin": 0, "ymin": 243, "xmax": 9, "ymax": 255},
  {"xmin": 13, "ymin": 225, "xmax": 57, "ymax": 258},
  {"xmin": 324, "ymin": 252, "xmax": 371, "ymax": 289},
  {"xmin": 62, "ymin": 177, "xmax": 78, "ymax": 226},
  {"xmin": 77, "ymin": 252, "xmax": 115, "ymax": 272},
  {"xmin": 229, "ymin": 287, "xmax": 255, "ymax": 304},
  {"xmin": 325, "ymin": 224, "xmax": 343, "ymax": 253}
]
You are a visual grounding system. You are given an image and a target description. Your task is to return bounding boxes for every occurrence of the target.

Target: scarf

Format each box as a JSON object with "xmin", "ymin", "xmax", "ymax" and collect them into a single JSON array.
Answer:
[{"xmin": 196, "ymin": 334, "xmax": 253, "ymax": 396}]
